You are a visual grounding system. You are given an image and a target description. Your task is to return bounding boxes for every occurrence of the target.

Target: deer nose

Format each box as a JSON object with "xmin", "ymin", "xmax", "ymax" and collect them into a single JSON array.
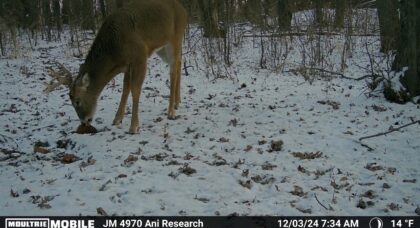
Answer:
[{"xmin": 80, "ymin": 117, "xmax": 92, "ymax": 125}]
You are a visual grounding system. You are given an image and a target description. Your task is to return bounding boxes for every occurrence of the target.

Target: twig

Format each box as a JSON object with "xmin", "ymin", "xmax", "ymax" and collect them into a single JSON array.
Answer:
[
  {"xmin": 314, "ymin": 193, "xmax": 329, "ymax": 210},
  {"xmin": 284, "ymin": 67, "xmax": 371, "ymax": 81},
  {"xmin": 359, "ymin": 120, "xmax": 420, "ymax": 141},
  {"xmin": 0, "ymin": 133, "xmax": 19, "ymax": 150},
  {"xmin": 242, "ymin": 32, "xmax": 378, "ymax": 38},
  {"xmin": 307, "ymin": 67, "xmax": 372, "ymax": 81},
  {"xmin": 30, "ymin": 124, "xmax": 56, "ymax": 132},
  {"xmin": 359, "ymin": 141, "xmax": 375, "ymax": 151},
  {"xmin": 183, "ymin": 61, "xmax": 193, "ymax": 76},
  {"xmin": 0, "ymin": 133, "xmax": 14, "ymax": 141}
]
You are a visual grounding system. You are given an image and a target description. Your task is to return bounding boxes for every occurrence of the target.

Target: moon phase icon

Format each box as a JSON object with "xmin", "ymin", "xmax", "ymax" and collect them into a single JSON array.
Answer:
[{"xmin": 369, "ymin": 217, "xmax": 384, "ymax": 228}]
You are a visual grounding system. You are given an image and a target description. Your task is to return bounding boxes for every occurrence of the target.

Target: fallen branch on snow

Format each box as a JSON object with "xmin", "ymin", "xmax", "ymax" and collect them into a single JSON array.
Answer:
[
  {"xmin": 284, "ymin": 67, "xmax": 373, "ymax": 81},
  {"xmin": 305, "ymin": 67, "xmax": 373, "ymax": 81},
  {"xmin": 314, "ymin": 193, "xmax": 330, "ymax": 210},
  {"xmin": 359, "ymin": 120, "xmax": 420, "ymax": 141}
]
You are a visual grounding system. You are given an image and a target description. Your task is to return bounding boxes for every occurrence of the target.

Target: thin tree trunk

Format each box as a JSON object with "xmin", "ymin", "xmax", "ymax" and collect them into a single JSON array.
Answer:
[
  {"xmin": 53, "ymin": 0, "xmax": 62, "ymax": 37},
  {"xmin": 334, "ymin": 0, "xmax": 346, "ymax": 29},
  {"xmin": 42, "ymin": 0, "xmax": 52, "ymax": 41},
  {"xmin": 62, "ymin": 0, "xmax": 70, "ymax": 25},
  {"xmin": 277, "ymin": 0, "xmax": 292, "ymax": 31},
  {"xmin": 99, "ymin": 0, "xmax": 107, "ymax": 19},
  {"xmin": 314, "ymin": 0, "xmax": 324, "ymax": 26},
  {"xmin": 116, "ymin": 0, "xmax": 124, "ymax": 9},
  {"xmin": 81, "ymin": 0, "xmax": 95, "ymax": 31},
  {"xmin": 377, "ymin": 0, "xmax": 400, "ymax": 52},
  {"xmin": 417, "ymin": 0, "xmax": 420, "ymax": 91},
  {"xmin": 198, "ymin": 0, "xmax": 216, "ymax": 37},
  {"xmin": 0, "ymin": 32, "xmax": 4, "ymax": 56},
  {"xmin": 398, "ymin": 0, "xmax": 419, "ymax": 96}
]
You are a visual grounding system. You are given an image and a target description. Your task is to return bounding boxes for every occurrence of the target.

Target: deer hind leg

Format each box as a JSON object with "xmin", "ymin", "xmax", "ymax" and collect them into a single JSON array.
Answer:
[
  {"xmin": 156, "ymin": 44, "xmax": 177, "ymax": 119},
  {"xmin": 112, "ymin": 73, "xmax": 130, "ymax": 126},
  {"xmin": 167, "ymin": 40, "xmax": 182, "ymax": 119},
  {"xmin": 128, "ymin": 58, "xmax": 147, "ymax": 134}
]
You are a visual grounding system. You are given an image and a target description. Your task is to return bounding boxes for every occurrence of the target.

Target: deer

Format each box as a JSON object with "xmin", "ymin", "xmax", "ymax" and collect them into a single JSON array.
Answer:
[{"xmin": 45, "ymin": 0, "xmax": 187, "ymax": 134}]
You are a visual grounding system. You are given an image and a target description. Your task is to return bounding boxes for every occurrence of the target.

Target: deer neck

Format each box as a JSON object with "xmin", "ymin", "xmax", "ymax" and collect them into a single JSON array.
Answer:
[{"xmin": 84, "ymin": 57, "xmax": 120, "ymax": 98}]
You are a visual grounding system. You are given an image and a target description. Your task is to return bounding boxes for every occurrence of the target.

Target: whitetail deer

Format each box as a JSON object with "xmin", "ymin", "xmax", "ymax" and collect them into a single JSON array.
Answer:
[{"xmin": 46, "ymin": 0, "xmax": 187, "ymax": 134}]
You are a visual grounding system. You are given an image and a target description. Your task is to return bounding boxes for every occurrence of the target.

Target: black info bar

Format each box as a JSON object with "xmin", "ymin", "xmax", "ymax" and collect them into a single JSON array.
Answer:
[{"xmin": 1, "ymin": 217, "xmax": 418, "ymax": 228}]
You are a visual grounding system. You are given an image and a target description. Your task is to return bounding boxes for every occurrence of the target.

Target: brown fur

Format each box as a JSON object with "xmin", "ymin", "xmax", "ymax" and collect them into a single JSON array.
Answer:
[{"xmin": 69, "ymin": 0, "xmax": 187, "ymax": 134}]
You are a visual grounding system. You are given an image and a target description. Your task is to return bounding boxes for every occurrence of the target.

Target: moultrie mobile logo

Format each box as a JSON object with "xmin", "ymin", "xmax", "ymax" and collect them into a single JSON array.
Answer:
[
  {"xmin": 5, "ymin": 218, "xmax": 95, "ymax": 228},
  {"xmin": 5, "ymin": 218, "xmax": 50, "ymax": 228}
]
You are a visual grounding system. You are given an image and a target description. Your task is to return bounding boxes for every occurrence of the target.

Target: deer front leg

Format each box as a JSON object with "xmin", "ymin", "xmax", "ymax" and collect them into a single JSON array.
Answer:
[
  {"xmin": 112, "ymin": 73, "xmax": 130, "ymax": 126},
  {"xmin": 174, "ymin": 58, "xmax": 181, "ymax": 109},
  {"xmin": 168, "ymin": 62, "xmax": 178, "ymax": 120},
  {"xmin": 128, "ymin": 62, "xmax": 147, "ymax": 134}
]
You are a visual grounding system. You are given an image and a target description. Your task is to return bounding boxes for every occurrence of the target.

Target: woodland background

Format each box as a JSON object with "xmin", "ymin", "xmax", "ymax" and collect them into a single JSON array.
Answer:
[{"xmin": 0, "ymin": 0, "xmax": 419, "ymax": 100}]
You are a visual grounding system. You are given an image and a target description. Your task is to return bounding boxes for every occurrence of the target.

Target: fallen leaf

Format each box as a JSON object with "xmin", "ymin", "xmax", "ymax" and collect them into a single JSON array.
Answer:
[
  {"xmin": 34, "ymin": 146, "xmax": 50, "ymax": 154},
  {"xmin": 97, "ymin": 207, "xmax": 108, "ymax": 216},
  {"xmin": 62, "ymin": 153, "xmax": 77, "ymax": 164},
  {"xmin": 291, "ymin": 151, "xmax": 322, "ymax": 160},
  {"xmin": 239, "ymin": 179, "xmax": 252, "ymax": 189}
]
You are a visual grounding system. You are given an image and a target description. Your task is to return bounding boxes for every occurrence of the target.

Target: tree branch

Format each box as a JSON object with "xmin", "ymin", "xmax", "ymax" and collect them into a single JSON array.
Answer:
[
  {"xmin": 359, "ymin": 120, "xmax": 420, "ymax": 141},
  {"xmin": 285, "ymin": 67, "xmax": 372, "ymax": 81}
]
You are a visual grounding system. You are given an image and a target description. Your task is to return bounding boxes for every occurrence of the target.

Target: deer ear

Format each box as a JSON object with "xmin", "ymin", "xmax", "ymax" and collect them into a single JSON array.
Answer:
[{"xmin": 80, "ymin": 73, "xmax": 90, "ymax": 89}]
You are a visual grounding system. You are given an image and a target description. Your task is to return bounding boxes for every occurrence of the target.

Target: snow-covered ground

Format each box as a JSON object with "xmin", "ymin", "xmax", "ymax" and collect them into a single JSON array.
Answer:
[{"xmin": 0, "ymin": 29, "xmax": 419, "ymax": 216}]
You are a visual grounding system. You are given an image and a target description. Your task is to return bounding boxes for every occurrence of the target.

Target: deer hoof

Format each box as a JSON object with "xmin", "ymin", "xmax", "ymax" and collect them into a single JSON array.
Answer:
[
  {"xmin": 112, "ymin": 118, "xmax": 123, "ymax": 126},
  {"xmin": 168, "ymin": 114, "xmax": 177, "ymax": 120},
  {"xmin": 128, "ymin": 126, "xmax": 139, "ymax": 134},
  {"xmin": 168, "ymin": 110, "xmax": 177, "ymax": 120}
]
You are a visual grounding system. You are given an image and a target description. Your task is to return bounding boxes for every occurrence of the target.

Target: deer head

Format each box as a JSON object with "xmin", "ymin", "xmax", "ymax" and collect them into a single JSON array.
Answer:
[
  {"xmin": 46, "ymin": 63, "xmax": 97, "ymax": 125},
  {"xmin": 69, "ymin": 64, "xmax": 100, "ymax": 125}
]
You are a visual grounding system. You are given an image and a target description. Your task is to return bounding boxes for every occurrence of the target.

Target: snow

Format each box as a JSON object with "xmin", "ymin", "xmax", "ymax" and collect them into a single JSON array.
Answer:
[{"xmin": 0, "ymin": 28, "xmax": 419, "ymax": 216}]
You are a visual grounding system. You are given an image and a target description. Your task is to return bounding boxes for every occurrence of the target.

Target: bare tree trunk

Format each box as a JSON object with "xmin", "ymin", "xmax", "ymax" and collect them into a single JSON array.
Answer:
[
  {"xmin": 116, "ymin": 0, "xmax": 124, "ymax": 9},
  {"xmin": 21, "ymin": 0, "xmax": 40, "ymax": 32},
  {"xmin": 314, "ymin": 0, "xmax": 324, "ymax": 26},
  {"xmin": 42, "ymin": 0, "xmax": 53, "ymax": 41},
  {"xmin": 222, "ymin": 0, "xmax": 232, "ymax": 65},
  {"xmin": 62, "ymin": 0, "xmax": 70, "ymax": 25},
  {"xmin": 277, "ymin": 0, "xmax": 292, "ymax": 31},
  {"xmin": 52, "ymin": 0, "xmax": 62, "ymax": 39},
  {"xmin": 334, "ymin": 0, "xmax": 346, "ymax": 29},
  {"xmin": 398, "ymin": 0, "xmax": 420, "ymax": 96},
  {"xmin": 197, "ymin": 0, "xmax": 224, "ymax": 38},
  {"xmin": 0, "ymin": 32, "xmax": 4, "ymax": 56},
  {"xmin": 417, "ymin": 0, "xmax": 420, "ymax": 92},
  {"xmin": 81, "ymin": 0, "xmax": 95, "ymax": 31},
  {"xmin": 0, "ymin": 0, "xmax": 23, "ymax": 55},
  {"xmin": 99, "ymin": 0, "xmax": 107, "ymax": 19},
  {"xmin": 377, "ymin": 0, "xmax": 399, "ymax": 52}
]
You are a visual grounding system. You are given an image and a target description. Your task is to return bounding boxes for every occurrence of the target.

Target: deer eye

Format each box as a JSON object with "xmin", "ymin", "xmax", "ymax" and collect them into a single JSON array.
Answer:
[{"xmin": 74, "ymin": 100, "xmax": 81, "ymax": 107}]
